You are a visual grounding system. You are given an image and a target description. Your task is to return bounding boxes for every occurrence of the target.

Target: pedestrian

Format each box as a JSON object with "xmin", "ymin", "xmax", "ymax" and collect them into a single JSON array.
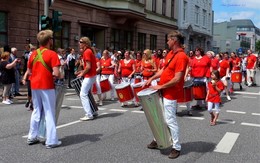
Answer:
[
  {"xmin": 145, "ymin": 30, "xmax": 189, "ymax": 159},
  {"xmin": 26, "ymin": 29, "xmax": 62, "ymax": 148},
  {"xmin": 76, "ymin": 37, "xmax": 97, "ymax": 121},
  {"xmin": 246, "ymin": 49, "xmax": 257, "ymax": 86},
  {"xmin": 66, "ymin": 48, "xmax": 76, "ymax": 88},
  {"xmin": 206, "ymin": 70, "xmax": 225, "ymax": 126},
  {"xmin": 0, "ymin": 51, "xmax": 19, "ymax": 104}
]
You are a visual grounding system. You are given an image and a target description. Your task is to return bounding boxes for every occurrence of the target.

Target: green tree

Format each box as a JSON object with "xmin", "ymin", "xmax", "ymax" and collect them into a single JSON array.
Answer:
[{"xmin": 255, "ymin": 40, "xmax": 260, "ymax": 53}]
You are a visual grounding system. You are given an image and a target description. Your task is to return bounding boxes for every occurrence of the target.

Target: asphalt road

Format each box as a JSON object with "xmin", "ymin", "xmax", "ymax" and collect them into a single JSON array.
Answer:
[{"xmin": 0, "ymin": 71, "xmax": 259, "ymax": 163}]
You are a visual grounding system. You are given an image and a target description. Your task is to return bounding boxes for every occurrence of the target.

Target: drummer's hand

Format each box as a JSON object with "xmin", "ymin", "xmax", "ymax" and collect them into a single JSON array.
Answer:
[
  {"xmin": 143, "ymin": 79, "xmax": 151, "ymax": 87},
  {"xmin": 151, "ymin": 85, "xmax": 162, "ymax": 90}
]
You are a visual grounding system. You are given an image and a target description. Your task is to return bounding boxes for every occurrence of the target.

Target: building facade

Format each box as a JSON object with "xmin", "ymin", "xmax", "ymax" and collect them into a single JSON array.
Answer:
[
  {"xmin": 0, "ymin": 0, "xmax": 180, "ymax": 56},
  {"xmin": 177, "ymin": 0, "xmax": 213, "ymax": 52},
  {"xmin": 213, "ymin": 19, "xmax": 260, "ymax": 54}
]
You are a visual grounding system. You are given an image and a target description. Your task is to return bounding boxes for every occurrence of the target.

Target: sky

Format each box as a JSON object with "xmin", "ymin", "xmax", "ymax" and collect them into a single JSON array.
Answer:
[{"xmin": 212, "ymin": 0, "xmax": 260, "ymax": 28}]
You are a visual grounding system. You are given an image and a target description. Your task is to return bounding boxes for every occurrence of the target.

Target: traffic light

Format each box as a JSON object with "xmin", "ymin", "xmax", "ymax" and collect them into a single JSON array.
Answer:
[
  {"xmin": 52, "ymin": 10, "xmax": 62, "ymax": 32},
  {"xmin": 40, "ymin": 15, "xmax": 50, "ymax": 30}
]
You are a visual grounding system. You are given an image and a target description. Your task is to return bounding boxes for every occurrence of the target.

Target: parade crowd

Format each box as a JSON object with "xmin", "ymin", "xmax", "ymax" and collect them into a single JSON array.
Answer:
[{"xmin": 0, "ymin": 29, "xmax": 259, "ymax": 158}]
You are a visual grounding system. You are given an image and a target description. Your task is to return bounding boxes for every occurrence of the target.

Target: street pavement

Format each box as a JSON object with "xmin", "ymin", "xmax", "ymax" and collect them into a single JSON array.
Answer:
[{"xmin": 0, "ymin": 71, "xmax": 259, "ymax": 163}]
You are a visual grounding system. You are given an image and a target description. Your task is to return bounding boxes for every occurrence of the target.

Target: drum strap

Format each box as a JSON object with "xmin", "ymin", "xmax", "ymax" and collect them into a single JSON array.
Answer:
[
  {"xmin": 32, "ymin": 48, "xmax": 52, "ymax": 72},
  {"xmin": 164, "ymin": 49, "xmax": 183, "ymax": 68}
]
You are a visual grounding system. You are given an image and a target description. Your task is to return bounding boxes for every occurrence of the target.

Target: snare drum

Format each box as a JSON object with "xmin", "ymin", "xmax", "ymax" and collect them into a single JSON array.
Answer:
[
  {"xmin": 100, "ymin": 78, "xmax": 111, "ymax": 93},
  {"xmin": 231, "ymin": 71, "xmax": 242, "ymax": 83},
  {"xmin": 132, "ymin": 82, "xmax": 150, "ymax": 102},
  {"xmin": 134, "ymin": 73, "xmax": 142, "ymax": 84},
  {"xmin": 115, "ymin": 82, "xmax": 134, "ymax": 102},
  {"xmin": 137, "ymin": 88, "xmax": 172, "ymax": 149},
  {"xmin": 177, "ymin": 80, "xmax": 193, "ymax": 103},
  {"xmin": 192, "ymin": 81, "xmax": 206, "ymax": 100}
]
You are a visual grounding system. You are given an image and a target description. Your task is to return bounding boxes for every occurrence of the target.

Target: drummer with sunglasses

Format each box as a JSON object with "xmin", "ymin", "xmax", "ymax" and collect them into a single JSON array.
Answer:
[{"xmin": 144, "ymin": 30, "xmax": 189, "ymax": 159}]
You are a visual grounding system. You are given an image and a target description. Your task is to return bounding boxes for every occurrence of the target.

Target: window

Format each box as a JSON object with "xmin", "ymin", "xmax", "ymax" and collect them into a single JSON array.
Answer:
[
  {"xmin": 138, "ymin": 33, "xmax": 146, "ymax": 51},
  {"xmin": 208, "ymin": 13, "xmax": 211, "ymax": 28},
  {"xmin": 150, "ymin": 34, "xmax": 157, "ymax": 50},
  {"xmin": 124, "ymin": 31, "xmax": 133, "ymax": 50},
  {"xmin": 152, "ymin": 0, "xmax": 156, "ymax": 13},
  {"xmin": 195, "ymin": 6, "xmax": 199, "ymax": 24},
  {"xmin": 0, "ymin": 12, "xmax": 7, "ymax": 47},
  {"xmin": 54, "ymin": 21, "xmax": 70, "ymax": 50},
  {"xmin": 111, "ymin": 29, "xmax": 120, "ymax": 50},
  {"xmin": 203, "ymin": 9, "xmax": 206, "ymax": 27},
  {"xmin": 183, "ymin": 1, "xmax": 187, "ymax": 21},
  {"xmin": 171, "ymin": 0, "xmax": 175, "ymax": 18},
  {"xmin": 162, "ymin": 0, "xmax": 166, "ymax": 16}
]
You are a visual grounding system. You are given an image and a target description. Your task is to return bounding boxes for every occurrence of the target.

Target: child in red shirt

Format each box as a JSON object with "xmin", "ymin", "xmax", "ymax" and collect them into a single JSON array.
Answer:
[{"xmin": 206, "ymin": 70, "xmax": 225, "ymax": 126}]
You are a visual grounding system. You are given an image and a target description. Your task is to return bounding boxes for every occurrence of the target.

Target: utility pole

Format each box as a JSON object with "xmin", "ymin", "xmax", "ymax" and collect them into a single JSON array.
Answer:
[{"xmin": 44, "ymin": 0, "xmax": 49, "ymax": 16}]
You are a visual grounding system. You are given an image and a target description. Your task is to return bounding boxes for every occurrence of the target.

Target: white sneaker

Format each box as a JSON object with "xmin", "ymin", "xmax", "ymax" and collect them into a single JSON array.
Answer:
[
  {"xmin": 227, "ymin": 96, "xmax": 231, "ymax": 101},
  {"xmin": 7, "ymin": 99, "xmax": 13, "ymax": 104},
  {"xmin": 2, "ymin": 100, "xmax": 11, "ymax": 105},
  {"xmin": 99, "ymin": 101, "xmax": 103, "ymax": 106},
  {"xmin": 80, "ymin": 116, "xmax": 94, "ymax": 121},
  {"xmin": 46, "ymin": 141, "xmax": 62, "ymax": 149},
  {"xmin": 111, "ymin": 98, "xmax": 115, "ymax": 101}
]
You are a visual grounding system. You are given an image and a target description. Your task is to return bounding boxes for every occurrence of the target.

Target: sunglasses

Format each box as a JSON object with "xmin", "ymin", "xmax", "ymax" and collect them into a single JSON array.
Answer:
[{"xmin": 79, "ymin": 41, "xmax": 84, "ymax": 44}]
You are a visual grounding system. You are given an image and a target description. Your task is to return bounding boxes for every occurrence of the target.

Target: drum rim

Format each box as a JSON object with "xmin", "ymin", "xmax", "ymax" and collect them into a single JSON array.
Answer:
[
  {"xmin": 115, "ymin": 82, "xmax": 130, "ymax": 89},
  {"xmin": 137, "ymin": 88, "xmax": 157, "ymax": 96}
]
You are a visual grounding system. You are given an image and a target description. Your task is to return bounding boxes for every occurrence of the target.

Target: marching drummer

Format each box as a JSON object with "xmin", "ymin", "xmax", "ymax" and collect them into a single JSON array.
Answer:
[
  {"xmin": 117, "ymin": 50, "xmax": 136, "ymax": 106},
  {"xmin": 229, "ymin": 51, "xmax": 242, "ymax": 91},
  {"xmin": 77, "ymin": 37, "xmax": 98, "ymax": 121},
  {"xmin": 100, "ymin": 50, "xmax": 116, "ymax": 101},
  {"xmin": 145, "ymin": 30, "xmax": 189, "ymax": 159},
  {"xmin": 141, "ymin": 49, "xmax": 157, "ymax": 86}
]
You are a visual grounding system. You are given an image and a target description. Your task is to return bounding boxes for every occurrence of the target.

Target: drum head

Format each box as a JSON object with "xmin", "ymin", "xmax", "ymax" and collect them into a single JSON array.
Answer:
[
  {"xmin": 133, "ymin": 82, "xmax": 145, "ymax": 88},
  {"xmin": 115, "ymin": 82, "xmax": 130, "ymax": 89},
  {"xmin": 137, "ymin": 88, "xmax": 157, "ymax": 97},
  {"xmin": 101, "ymin": 78, "xmax": 108, "ymax": 82}
]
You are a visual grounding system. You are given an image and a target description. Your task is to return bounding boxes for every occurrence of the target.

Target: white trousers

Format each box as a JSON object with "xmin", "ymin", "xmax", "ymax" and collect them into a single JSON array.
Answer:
[
  {"xmin": 28, "ymin": 89, "xmax": 59, "ymax": 145},
  {"xmin": 246, "ymin": 69, "xmax": 256, "ymax": 85},
  {"xmin": 163, "ymin": 97, "xmax": 181, "ymax": 151},
  {"xmin": 80, "ymin": 76, "xmax": 96, "ymax": 117},
  {"xmin": 207, "ymin": 102, "xmax": 220, "ymax": 113}
]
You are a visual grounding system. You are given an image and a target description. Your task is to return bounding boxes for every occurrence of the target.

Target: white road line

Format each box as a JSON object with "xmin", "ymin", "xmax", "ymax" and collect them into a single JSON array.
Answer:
[
  {"xmin": 109, "ymin": 109, "xmax": 128, "ymax": 112},
  {"xmin": 65, "ymin": 98, "xmax": 80, "ymax": 101},
  {"xmin": 242, "ymin": 96, "xmax": 257, "ymax": 99},
  {"xmin": 214, "ymin": 132, "xmax": 240, "ymax": 154},
  {"xmin": 252, "ymin": 113, "xmax": 260, "ymax": 116},
  {"xmin": 241, "ymin": 122, "xmax": 260, "ymax": 128},
  {"xmin": 217, "ymin": 119, "xmax": 236, "ymax": 124},
  {"xmin": 234, "ymin": 91, "xmax": 260, "ymax": 96},
  {"xmin": 132, "ymin": 111, "xmax": 145, "ymax": 114},
  {"xmin": 98, "ymin": 107, "xmax": 107, "ymax": 111},
  {"xmin": 226, "ymin": 110, "xmax": 246, "ymax": 114},
  {"xmin": 183, "ymin": 117, "xmax": 204, "ymax": 120}
]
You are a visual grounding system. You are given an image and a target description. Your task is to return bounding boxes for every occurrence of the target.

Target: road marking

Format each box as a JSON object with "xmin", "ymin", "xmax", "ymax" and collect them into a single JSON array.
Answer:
[
  {"xmin": 226, "ymin": 110, "xmax": 246, "ymax": 114},
  {"xmin": 252, "ymin": 113, "xmax": 260, "ymax": 116},
  {"xmin": 217, "ymin": 119, "xmax": 236, "ymax": 124},
  {"xmin": 242, "ymin": 96, "xmax": 257, "ymax": 99},
  {"xmin": 183, "ymin": 117, "xmax": 204, "ymax": 120},
  {"xmin": 132, "ymin": 111, "xmax": 145, "ymax": 114},
  {"xmin": 241, "ymin": 122, "xmax": 260, "ymax": 128},
  {"xmin": 214, "ymin": 132, "xmax": 239, "ymax": 154},
  {"xmin": 109, "ymin": 109, "xmax": 128, "ymax": 112},
  {"xmin": 65, "ymin": 93, "xmax": 77, "ymax": 96},
  {"xmin": 98, "ymin": 107, "xmax": 107, "ymax": 111},
  {"xmin": 234, "ymin": 91, "xmax": 260, "ymax": 96}
]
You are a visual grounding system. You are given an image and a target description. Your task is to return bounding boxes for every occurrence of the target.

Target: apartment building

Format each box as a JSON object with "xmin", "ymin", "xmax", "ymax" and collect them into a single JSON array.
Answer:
[
  {"xmin": 213, "ymin": 19, "xmax": 260, "ymax": 54},
  {"xmin": 0, "ymin": 0, "xmax": 180, "ymax": 55},
  {"xmin": 177, "ymin": 0, "xmax": 213, "ymax": 52}
]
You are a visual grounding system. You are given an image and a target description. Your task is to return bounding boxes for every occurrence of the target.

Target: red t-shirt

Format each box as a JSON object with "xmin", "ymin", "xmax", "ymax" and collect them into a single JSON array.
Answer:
[
  {"xmin": 120, "ymin": 59, "xmax": 135, "ymax": 77},
  {"xmin": 246, "ymin": 54, "xmax": 257, "ymax": 69},
  {"xmin": 159, "ymin": 49, "xmax": 189, "ymax": 100},
  {"xmin": 82, "ymin": 48, "xmax": 97, "ymax": 78},
  {"xmin": 219, "ymin": 59, "xmax": 229, "ymax": 78},
  {"xmin": 207, "ymin": 80, "xmax": 225, "ymax": 103},
  {"xmin": 190, "ymin": 56, "xmax": 210, "ymax": 78},
  {"xmin": 211, "ymin": 58, "xmax": 219, "ymax": 71},
  {"xmin": 28, "ymin": 47, "xmax": 60, "ymax": 89},
  {"xmin": 135, "ymin": 59, "xmax": 142, "ymax": 73},
  {"xmin": 100, "ymin": 57, "xmax": 114, "ymax": 75},
  {"xmin": 142, "ymin": 60, "xmax": 154, "ymax": 77},
  {"xmin": 230, "ymin": 57, "xmax": 241, "ymax": 70}
]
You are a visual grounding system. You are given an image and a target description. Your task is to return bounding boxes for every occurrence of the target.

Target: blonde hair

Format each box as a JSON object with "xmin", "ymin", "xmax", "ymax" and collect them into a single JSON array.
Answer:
[
  {"xmin": 206, "ymin": 51, "xmax": 215, "ymax": 57},
  {"xmin": 37, "ymin": 30, "xmax": 53, "ymax": 46},
  {"xmin": 167, "ymin": 30, "xmax": 185, "ymax": 49},
  {"xmin": 1, "ymin": 51, "xmax": 10, "ymax": 60},
  {"xmin": 142, "ymin": 49, "xmax": 153, "ymax": 63},
  {"xmin": 80, "ymin": 37, "xmax": 96, "ymax": 53}
]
